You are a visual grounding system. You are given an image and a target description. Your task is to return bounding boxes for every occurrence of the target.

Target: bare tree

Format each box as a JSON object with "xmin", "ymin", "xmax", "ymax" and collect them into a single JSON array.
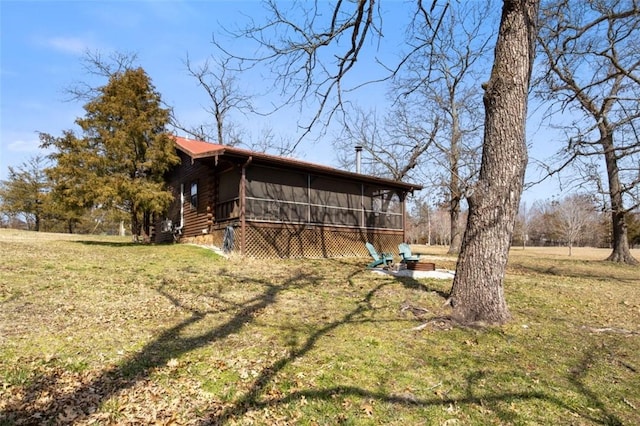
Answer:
[
  {"xmin": 65, "ymin": 50, "xmax": 139, "ymax": 102},
  {"xmin": 176, "ymin": 54, "xmax": 300, "ymax": 156},
  {"xmin": 396, "ymin": 2, "xmax": 494, "ymax": 254},
  {"xmin": 430, "ymin": 205, "xmax": 452, "ymax": 246},
  {"xmin": 525, "ymin": 199, "xmax": 550, "ymax": 245},
  {"xmin": 525, "ymin": 196, "xmax": 607, "ymax": 247},
  {"xmin": 536, "ymin": 0, "xmax": 640, "ymax": 264},
  {"xmin": 214, "ymin": 0, "xmax": 540, "ymax": 324},
  {"xmin": 629, "ymin": 209, "xmax": 640, "ymax": 248},
  {"xmin": 176, "ymin": 55, "xmax": 253, "ymax": 146},
  {"xmin": 407, "ymin": 197, "xmax": 433, "ymax": 244},
  {"xmin": 551, "ymin": 194, "xmax": 599, "ymax": 255},
  {"xmin": 333, "ymin": 4, "xmax": 490, "ymax": 254},
  {"xmin": 212, "ymin": 0, "xmax": 388, "ymax": 149},
  {"xmin": 514, "ymin": 201, "xmax": 533, "ymax": 249},
  {"xmin": 333, "ymin": 105, "xmax": 439, "ymax": 181}
]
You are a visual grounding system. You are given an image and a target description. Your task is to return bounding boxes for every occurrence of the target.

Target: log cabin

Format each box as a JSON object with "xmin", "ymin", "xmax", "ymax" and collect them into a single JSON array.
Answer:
[{"xmin": 154, "ymin": 136, "xmax": 422, "ymax": 258}]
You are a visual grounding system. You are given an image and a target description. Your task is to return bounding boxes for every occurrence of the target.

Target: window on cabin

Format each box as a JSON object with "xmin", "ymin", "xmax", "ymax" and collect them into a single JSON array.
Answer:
[{"xmin": 190, "ymin": 181, "xmax": 198, "ymax": 209}]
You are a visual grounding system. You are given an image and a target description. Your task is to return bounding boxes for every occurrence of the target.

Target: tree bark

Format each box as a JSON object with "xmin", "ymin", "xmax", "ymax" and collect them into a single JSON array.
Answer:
[
  {"xmin": 131, "ymin": 208, "xmax": 141, "ymax": 242},
  {"xmin": 449, "ymin": 0, "xmax": 539, "ymax": 325},
  {"xmin": 601, "ymin": 130, "xmax": 639, "ymax": 264},
  {"xmin": 448, "ymin": 107, "xmax": 462, "ymax": 254},
  {"xmin": 448, "ymin": 194, "xmax": 461, "ymax": 254}
]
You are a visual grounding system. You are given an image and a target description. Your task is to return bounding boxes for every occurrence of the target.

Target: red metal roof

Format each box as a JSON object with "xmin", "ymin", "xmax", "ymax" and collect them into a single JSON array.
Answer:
[
  {"xmin": 174, "ymin": 136, "xmax": 225, "ymax": 156},
  {"xmin": 172, "ymin": 136, "xmax": 422, "ymax": 192}
]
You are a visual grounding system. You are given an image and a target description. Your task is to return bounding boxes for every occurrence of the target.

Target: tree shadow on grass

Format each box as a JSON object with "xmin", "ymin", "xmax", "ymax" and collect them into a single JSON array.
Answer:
[
  {"xmin": 364, "ymin": 265, "xmax": 452, "ymax": 299},
  {"xmin": 2, "ymin": 263, "xmax": 630, "ymax": 425},
  {"xmin": 200, "ymin": 335, "xmax": 631, "ymax": 425},
  {"xmin": 196, "ymin": 269, "xmax": 633, "ymax": 425},
  {"xmin": 192, "ymin": 270, "xmax": 567, "ymax": 425},
  {"xmin": 393, "ymin": 275, "xmax": 450, "ymax": 300},
  {"xmin": 1, "ymin": 268, "xmax": 320, "ymax": 424},
  {"xmin": 565, "ymin": 344, "xmax": 626, "ymax": 426}
]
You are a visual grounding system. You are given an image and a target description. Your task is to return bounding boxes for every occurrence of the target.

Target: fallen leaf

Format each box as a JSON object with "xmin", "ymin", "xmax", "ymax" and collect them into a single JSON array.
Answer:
[{"xmin": 361, "ymin": 400, "xmax": 374, "ymax": 417}]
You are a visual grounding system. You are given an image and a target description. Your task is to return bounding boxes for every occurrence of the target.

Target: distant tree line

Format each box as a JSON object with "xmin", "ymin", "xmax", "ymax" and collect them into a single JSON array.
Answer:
[
  {"xmin": 406, "ymin": 194, "xmax": 640, "ymax": 251},
  {"xmin": 0, "ymin": 154, "xmax": 128, "ymax": 234}
]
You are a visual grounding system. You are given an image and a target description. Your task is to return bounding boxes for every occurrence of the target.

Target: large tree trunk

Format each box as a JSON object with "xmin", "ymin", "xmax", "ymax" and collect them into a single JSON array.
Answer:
[
  {"xmin": 601, "ymin": 131, "xmax": 639, "ymax": 264},
  {"xmin": 449, "ymin": 0, "xmax": 539, "ymax": 325},
  {"xmin": 141, "ymin": 211, "xmax": 151, "ymax": 243}
]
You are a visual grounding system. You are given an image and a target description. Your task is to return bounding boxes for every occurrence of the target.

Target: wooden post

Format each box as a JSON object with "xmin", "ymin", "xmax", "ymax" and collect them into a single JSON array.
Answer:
[
  {"xmin": 401, "ymin": 192, "xmax": 406, "ymax": 243},
  {"xmin": 240, "ymin": 156, "xmax": 252, "ymax": 256},
  {"xmin": 360, "ymin": 183, "xmax": 365, "ymax": 228},
  {"xmin": 307, "ymin": 173, "xmax": 311, "ymax": 223}
]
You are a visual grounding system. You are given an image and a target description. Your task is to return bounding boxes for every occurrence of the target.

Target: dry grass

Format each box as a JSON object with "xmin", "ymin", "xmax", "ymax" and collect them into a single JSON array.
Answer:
[{"xmin": 1, "ymin": 229, "xmax": 639, "ymax": 425}]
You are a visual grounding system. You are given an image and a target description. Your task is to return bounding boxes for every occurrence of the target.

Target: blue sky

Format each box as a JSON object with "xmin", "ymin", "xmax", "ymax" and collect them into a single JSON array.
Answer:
[
  {"xmin": 1, "ymin": 1, "xmax": 279, "ymax": 171},
  {"xmin": 1, "ymin": 0, "xmax": 562, "ymax": 204}
]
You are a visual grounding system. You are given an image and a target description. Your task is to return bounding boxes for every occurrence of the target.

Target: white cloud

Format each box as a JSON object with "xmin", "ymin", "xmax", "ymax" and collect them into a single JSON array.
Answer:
[
  {"xmin": 7, "ymin": 137, "xmax": 42, "ymax": 153},
  {"xmin": 46, "ymin": 36, "xmax": 91, "ymax": 55}
]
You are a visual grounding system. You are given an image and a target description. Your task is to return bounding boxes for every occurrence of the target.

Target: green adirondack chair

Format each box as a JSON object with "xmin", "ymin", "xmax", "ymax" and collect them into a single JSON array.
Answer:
[
  {"xmin": 398, "ymin": 243, "xmax": 420, "ymax": 263},
  {"xmin": 365, "ymin": 242, "xmax": 394, "ymax": 268}
]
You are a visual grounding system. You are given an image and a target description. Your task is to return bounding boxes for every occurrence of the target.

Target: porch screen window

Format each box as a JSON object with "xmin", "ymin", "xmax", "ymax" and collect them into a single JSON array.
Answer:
[{"xmin": 190, "ymin": 181, "xmax": 198, "ymax": 209}]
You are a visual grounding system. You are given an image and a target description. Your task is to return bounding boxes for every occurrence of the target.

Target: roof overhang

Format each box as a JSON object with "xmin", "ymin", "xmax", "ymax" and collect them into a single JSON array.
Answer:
[{"xmin": 173, "ymin": 136, "xmax": 423, "ymax": 193}]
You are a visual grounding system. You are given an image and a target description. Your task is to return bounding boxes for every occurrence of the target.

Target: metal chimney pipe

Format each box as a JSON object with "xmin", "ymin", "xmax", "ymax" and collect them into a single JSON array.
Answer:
[{"xmin": 355, "ymin": 145, "xmax": 363, "ymax": 174}]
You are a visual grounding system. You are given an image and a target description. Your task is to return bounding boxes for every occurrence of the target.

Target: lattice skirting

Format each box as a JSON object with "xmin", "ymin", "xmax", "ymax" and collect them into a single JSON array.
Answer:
[
  {"xmin": 179, "ymin": 223, "xmax": 404, "ymax": 259},
  {"xmin": 242, "ymin": 223, "xmax": 402, "ymax": 259}
]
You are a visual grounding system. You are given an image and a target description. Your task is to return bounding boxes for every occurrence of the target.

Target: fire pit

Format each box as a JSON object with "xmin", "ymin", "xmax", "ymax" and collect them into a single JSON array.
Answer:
[{"xmin": 405, "ymin": 261, "xmax": 435, "ymax": 271}]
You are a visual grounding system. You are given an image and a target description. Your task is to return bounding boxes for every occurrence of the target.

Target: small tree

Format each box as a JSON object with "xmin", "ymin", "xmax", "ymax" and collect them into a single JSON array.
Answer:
[
  {"xmin": 551, "ymin": 194, "xmax": 598, "ymax": 255},
  {"xmin": 39, "ymin": 132, "xmax": 94, "ymax": 233},
  {"xmin": 396, "ymin": 2, "xmax": 493, "ymax": 254},
  {"xmin": 44, "ymin": 67, "xmax": 179, "ymax": 241},
  {"xmin": 526, "ymin": 199, "xmax": 557, "ymax": 245},
  {"xmin": 514, "ymin": 201, "xmax": 533, "ymax": 249},
  {"xmin": 333, "ymin": 3, "xmax": 491, "ymax": 255},
  {"xmin": 407, "ymin": 197, "xmax": 433, "ymax": 245},
  {"xmin": 0, "ymin": 155, "xmax": 50, "ymax": 231},
  {"xmin": 628, "ymin": 211, "xmax": 640, "ymax": 248},
  {"xmin": 333, "ymin": 106, "xmax": 440, "ymax": 182}
]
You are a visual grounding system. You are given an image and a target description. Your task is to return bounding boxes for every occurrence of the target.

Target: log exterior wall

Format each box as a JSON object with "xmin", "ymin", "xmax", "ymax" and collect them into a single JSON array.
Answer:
[{"xmin": 155, "ymin": 151, "xmax": 229, "ymax": 243}]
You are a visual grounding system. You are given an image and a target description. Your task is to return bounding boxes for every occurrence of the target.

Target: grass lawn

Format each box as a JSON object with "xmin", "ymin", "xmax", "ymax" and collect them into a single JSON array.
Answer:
[{"xmin": 1, "ymin": 229, "xmax": 639, "ymax": 425}]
